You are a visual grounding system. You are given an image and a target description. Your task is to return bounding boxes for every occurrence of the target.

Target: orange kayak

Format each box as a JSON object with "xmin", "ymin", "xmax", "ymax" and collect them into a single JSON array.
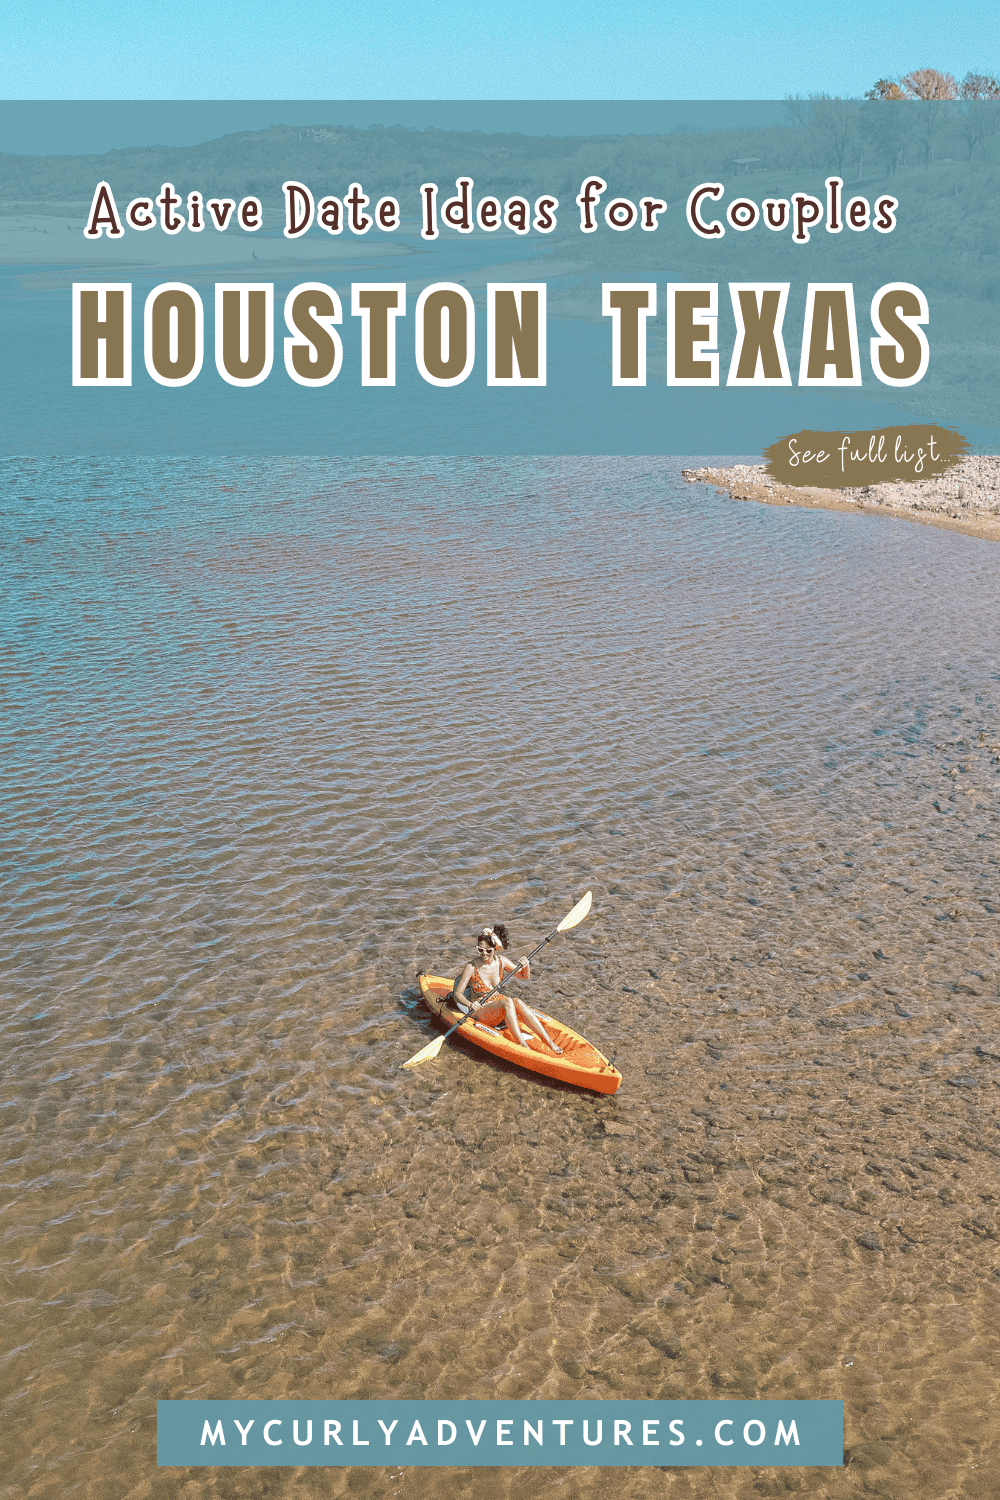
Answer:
[{"xmin": 416, "ymin": 973, "xmax": 622, "ymax": 1095}]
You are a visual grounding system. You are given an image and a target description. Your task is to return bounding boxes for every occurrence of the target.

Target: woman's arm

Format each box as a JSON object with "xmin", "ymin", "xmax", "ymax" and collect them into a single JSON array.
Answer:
[
  {"xmin": 501, "ymin": 954, "xmax": 530, "ymax": 981},
  {"xmin": 453, "ymin": 963, "xmax": 475, "ymax": 1005}
]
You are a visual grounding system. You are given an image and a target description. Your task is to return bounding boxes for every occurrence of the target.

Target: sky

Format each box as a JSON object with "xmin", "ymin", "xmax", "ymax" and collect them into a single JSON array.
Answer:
[{"xmin": 3, "ymin": 0, "xmax": 998, "ymax": 103}]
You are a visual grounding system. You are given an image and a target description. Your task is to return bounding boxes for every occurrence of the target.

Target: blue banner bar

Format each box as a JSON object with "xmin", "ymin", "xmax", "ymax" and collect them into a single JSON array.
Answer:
[
  {"xmin": 4, "ymin": 99, "xmax": 998, "ymax": 456},
  {"xmin": 157, "ymin": 1399, "xmax": 843, "ymax": 1467}
]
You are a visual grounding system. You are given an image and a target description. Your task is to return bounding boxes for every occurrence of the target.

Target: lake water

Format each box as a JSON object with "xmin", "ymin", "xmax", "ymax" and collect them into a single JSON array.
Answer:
[{"xmin": 3, "ymin": 455, "xmax": 1000, "ymax": 1500}]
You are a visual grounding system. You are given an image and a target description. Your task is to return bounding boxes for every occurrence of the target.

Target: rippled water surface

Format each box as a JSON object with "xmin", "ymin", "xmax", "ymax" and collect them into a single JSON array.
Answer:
[{"xmin": 3, "ymin": 456, "xmax": 1000, "ymax": 1500}]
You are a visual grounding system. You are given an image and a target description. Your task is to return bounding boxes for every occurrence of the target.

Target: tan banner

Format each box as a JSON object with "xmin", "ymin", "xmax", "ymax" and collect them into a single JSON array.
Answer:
[{"xmin": 763, "ymin": 425, "xmax": 970, "ymax": 489}]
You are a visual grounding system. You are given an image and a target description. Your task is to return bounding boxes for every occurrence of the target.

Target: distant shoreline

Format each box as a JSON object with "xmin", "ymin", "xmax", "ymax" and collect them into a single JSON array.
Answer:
[{"xmin": 682, "ymin": 456, "xmax": 1000, "ymax": 543}]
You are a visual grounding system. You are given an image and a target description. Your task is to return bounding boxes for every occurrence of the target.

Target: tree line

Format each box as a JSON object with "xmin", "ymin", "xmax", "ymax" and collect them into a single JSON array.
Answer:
[
  {"xmin": 785, "ymin": 78, "xmax": 1000, "ymax": 174},
  {"xmin": 1, "ymin": 90, "xmax": 998, "ymax": 209},
  {"xmin": 864, "ymin": 68, "xmax": 999, "ymax": 101}
]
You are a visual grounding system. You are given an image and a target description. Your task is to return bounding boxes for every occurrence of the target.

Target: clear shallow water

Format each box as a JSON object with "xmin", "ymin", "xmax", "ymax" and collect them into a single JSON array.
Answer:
[{"xmin": 2, "ymin": 456, "xmax": 1000, "ymax": 1500}]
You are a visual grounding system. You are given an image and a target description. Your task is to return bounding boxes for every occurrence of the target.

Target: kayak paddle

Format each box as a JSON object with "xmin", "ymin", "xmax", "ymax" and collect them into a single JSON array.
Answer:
[{"xmin": 402, "ymin": 890, "xmax": 593, "ymax": 1069}]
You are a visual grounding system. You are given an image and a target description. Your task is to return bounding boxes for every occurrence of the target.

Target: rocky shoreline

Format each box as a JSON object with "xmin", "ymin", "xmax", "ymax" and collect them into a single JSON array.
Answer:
[{"xmin": 682, "ymin": 455, "xmax": 1000, "ymax": 543}]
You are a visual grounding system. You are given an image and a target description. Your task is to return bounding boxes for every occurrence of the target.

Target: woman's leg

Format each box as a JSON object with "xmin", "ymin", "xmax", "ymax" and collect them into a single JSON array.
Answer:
[
  {"xmin": 513, "ymin": 999, "xmax": 562, "ymax": 1054},
  {"xmin": 470, "ymin": 997, "xmax": 507, "ymax": 1029},
  {"xmin": 472, "ymin": 996, "xmax": 532, "ymax": 1047},
  {"xmin": 503, "ymin": 996, "xmax": 530, "ymax": 1046},
  {"xmin": 471, "ymin": 997, "xmax": 562, "ymax": 1055}
]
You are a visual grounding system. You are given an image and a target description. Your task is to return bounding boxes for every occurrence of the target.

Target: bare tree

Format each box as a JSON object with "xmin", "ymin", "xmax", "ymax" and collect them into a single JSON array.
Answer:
[
  {"xmin": 804, "ymin": 95, "xmax": 859, "ymax": 173},
  {"xmin": 899, "ymin": 68, "xmax": 959, "ymax": 99},
  {"xmin": 783, "ymin": 94, "xmax": 812, "ymax": 128},
  {"xmin": 960, "ymin": 72, "xmax": 1000, "ymax": 99},
  {"xmin": 864, "ymin": 79, "xmax": 906, "ymax": 100},
  {"xmin": 957, "ymin": 73, "xmax": 1000, "ymax": 156},
  {"xmin": 911, "ymin": 102, "xmax": 951, "ymax": 165},
  {"xmin": 782, "ymin": 94, "xmax": 811, "ymax": 169},
  {"xmin": 859, "ymin": 99, "xmax": 909, "ymax": 174}
]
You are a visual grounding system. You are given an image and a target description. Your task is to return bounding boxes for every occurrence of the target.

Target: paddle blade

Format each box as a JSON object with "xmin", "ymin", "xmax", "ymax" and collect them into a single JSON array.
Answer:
[
  {"xmin": 402, "ymin": 1034, "xmax": 446, "ymax": 1068},
  {"xmin": 556, "ymin": 889, "xmax": 593, "ymax": 933}
]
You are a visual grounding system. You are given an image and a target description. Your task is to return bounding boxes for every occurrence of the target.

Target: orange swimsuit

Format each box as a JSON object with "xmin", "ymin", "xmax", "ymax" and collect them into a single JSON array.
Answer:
[{"xmin": 470, "ymin": 963, "xmax": 503, "ymax": 1000}]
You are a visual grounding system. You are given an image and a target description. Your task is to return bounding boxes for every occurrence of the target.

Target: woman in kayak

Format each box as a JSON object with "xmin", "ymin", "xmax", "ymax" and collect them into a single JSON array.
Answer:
[{"xmin": 453, "ymin": 923, "xmax": 562, "ymax": 1054}]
